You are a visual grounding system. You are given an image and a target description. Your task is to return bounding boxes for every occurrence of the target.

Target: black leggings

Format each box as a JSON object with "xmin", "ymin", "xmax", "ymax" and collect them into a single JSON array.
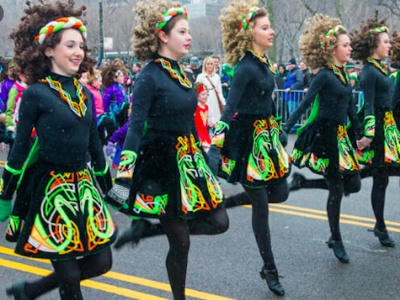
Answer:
[
  {"xmin": 295, "ymin": 173, "xmax": 360, "ymax": 240},
  {"xmin": 371, "ymin": 169, "xmax": 389, "ymax": 230},
  {"xmin": 24, "ymin": 248, "xmax": 112, "ymax": 300},
  {"xmin": 160, "ymin": 207, "xmax": 228, "ymax": 300},
  {"xmin": 298, "ymin": 173, "xmax": 361, "ymax": 195},
  {"xmin": 361, "ymin": 166, "xmax": 397, "ymax": 229},
  {"xmin": 243, "ymin": 179, "xmax": 289, "ymax": 270}
]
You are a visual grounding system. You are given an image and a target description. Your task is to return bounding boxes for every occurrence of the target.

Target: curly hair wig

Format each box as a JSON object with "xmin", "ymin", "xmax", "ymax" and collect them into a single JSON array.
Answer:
[
  {"xmin": 350, "ymin": 12, "xmax": 388, "ymax": 62},
  {"xmin": 299, "ymin": 14, "xmax": 346, "ymax": 69},
  {"xmin": 10, "ymin": 0, "xmax": 90, "ymax": 85},
  {"xmin": 132, "ymin": 0, "xmax": 185, "ymax": 62},
  {"xmin": 219, "ymin": 0, "xmax": 269, "ymax": 66},
  {"xmin": 391, "ymin": 30, "xmax": 400, "ymax": 63}
]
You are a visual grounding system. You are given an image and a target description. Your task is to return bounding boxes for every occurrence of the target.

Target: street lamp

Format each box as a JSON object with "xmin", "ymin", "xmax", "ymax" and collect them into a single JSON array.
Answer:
[{"xmin": 98, "ymin": 0, "xmax": 104, "ymax": 67}]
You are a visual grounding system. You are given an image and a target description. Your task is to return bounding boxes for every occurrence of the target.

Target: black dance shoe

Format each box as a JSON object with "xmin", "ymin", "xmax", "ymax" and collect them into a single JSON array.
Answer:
[
  {"xmin": 326, "ymin": 237, "xmax": 350, "ymax": 263},
  {"xmin": 259, "ymin": 266, "xmax": 285, "ymax": 296},
  {"xmin": 288, "ymin": 173, "xmax": 305, "ymax": 191},
  {"xmin": 6, "ymin": 281, "xmax": 31, "ymax": 300},
  {"xmin": 114, "ymin": 219, "xmax": 151, "ymax": 250},
  {"xmin": 373, "ymin": 227, "xmax": 395, "ymax": 248}
]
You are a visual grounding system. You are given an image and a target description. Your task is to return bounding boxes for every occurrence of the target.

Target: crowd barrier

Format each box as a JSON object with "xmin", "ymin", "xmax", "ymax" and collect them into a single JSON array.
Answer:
[{"xmin": 273, "ymin": 89, "xmax": 364, "ymax": 129}]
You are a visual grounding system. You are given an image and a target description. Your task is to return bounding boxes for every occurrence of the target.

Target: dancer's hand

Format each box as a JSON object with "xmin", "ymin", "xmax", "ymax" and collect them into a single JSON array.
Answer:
[
  {"xmin": 356, "ymin": 136, "xmax": 372, "ymax": 150},
  {"xmin": 0, "ymin": 200, "xmax": 12, "ymax": 222},
  {"xmin": 104, "ymin": 178, "xmax": 130, "ymax": 209}
]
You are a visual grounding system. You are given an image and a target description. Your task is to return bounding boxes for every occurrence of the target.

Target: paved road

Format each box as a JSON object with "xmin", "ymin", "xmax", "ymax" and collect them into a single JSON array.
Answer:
[{"xmin": 0, "ymin": 137, "xmax": 399, "ymax": 299}]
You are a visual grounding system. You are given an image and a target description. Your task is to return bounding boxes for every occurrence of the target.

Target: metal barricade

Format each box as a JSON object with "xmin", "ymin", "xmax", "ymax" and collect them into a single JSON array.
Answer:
[{"xmin": 273, "ymin": 89, "xmax": 364, "ymax": 129}]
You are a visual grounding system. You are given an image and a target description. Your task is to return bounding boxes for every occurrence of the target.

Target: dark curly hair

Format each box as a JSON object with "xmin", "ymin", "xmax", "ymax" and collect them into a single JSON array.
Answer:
[
  {"xmin": 350, "ymin": 11, "xmax": 388, "ymax": 62},
  {"xmin": 10, "ymin": 0, "xmax": 90, "ymax": 85},
  {"xmin": 0, "ymin": 57, "xmax": 11, "ymax": 82},
  {"xmin": 101, "ymin": 58, "xmax": 129, "ymax": 88}
]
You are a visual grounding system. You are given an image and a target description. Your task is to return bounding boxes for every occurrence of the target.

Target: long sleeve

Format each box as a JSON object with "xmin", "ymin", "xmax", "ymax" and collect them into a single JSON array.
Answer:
[
  {"xmin": 123, "ymin": 71, "xmax": 155, "ymax": 154},
  {"xmin": 5, "ymin": 86, "xmax": 17, "ymax": 129},
  {"xmin": 220, "ymin": 63, "xmax": 252, "ymax": 125},
  {"xmin": 284, "ymin": 71, "xmax": 325, "ymax": 130},
  {"xmin": 7, "ymin": 87, "xmax": 38, "ymax": 170},
  {"xmin": 359, "ymin": 68, "xmax": 377, "ymax": 138},
  {"xmin": 290, "ymin": 68, "xmax": 304, "ymax": 90}
]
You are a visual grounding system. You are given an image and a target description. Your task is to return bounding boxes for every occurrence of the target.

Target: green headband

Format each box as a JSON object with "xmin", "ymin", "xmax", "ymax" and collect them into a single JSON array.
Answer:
[
  {"xmin": 35, "ymin": 17, "xmax": 87, "ymax": 44},
  {"xmin": 323, "ymin": 25, "xmax": 347, "ymax": 41},
  {"xmin": 156, "ymin": 7, "xmax": 189, "ymax": 33},
  {"xmin": 364, "ymin": 26, "xmax": 389, "ymax": 35},
  {"xmin": 238, "ymin": 7, "xmax": 260, "ymax": 32}
]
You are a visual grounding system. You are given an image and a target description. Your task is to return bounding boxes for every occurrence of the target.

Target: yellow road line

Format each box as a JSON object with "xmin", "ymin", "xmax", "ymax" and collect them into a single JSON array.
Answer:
[
  {"xmin": 0, "ymin": 246, "xmax": 234, "ymax": 300},
  {"xmin": 0, "ymin": 258, "xmax": 167, "ymax": 300},
  {"xmin": 243, "ymin": 203, "xmax": 400, "ymax": 231}
]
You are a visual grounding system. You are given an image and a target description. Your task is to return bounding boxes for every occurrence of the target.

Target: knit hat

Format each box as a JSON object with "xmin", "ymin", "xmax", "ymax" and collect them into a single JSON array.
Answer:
[
  {"xmin": 346, "ymin": 62, "xmax": 355, "ymax": 69},
  {"xmin": 288, "ymin": 57, "xmax": 296, "ymax": 65},
  {"xmin": 190, "ymin": 56, "xmax": 200, "ymax": 67}
]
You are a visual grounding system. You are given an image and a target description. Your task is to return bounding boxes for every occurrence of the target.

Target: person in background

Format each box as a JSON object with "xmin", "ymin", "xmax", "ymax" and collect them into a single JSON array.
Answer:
[
  {"xmin": 105, "ymin": 103, "xmax": 132, "ymax": 169},
  {"xmin": 275, "ymin": 63, "xmax": 288, "ymax": 120},
  {"xmin": 212, "ymin": 55, "xmax": 222, "ymax": 76},
  {"xmin": 101, "ymin": 63, "xmax": 129, "ymax": 128},
  {"xmin": 211, "ymin": 1, "xmax": 290, "ymax": 296},
  {"xmin": 351, "ymin": 13, "xmax": 400, "ymax": 247},
  {"xmin": 345, "ymin": 61, "xmax": 355, "ymax": 74},
  {"xmin": 130, "ymin": 62, "xmax": 142, "ymax": 88},
  {"xmin": 282, "ymin": 57, "xmax": 303, "ymax": 131},
  {"xmin": 196, "ymin": 56, "xmax": 225, "ymax": 125},
  {"xmin": 221, "ymin": 63, "xmax": 234, "ymax": 99},
  {"xmin": 299, "ymin": 60, "xmax": 311, "ymax": 92},
  {"xmin": 189, "ymin": 56, "xmax": 202, "ymax": 80},
  {"xmin": 2, "ymin": 1, "xmax": 116, "ymax": 299},
  {"xmin": 4, "ymin": 67, "xmax": 28, "ymax": 150},
  {"xmin": 87, "ymin": 69, "xmax": 116, "ymax": 145},
  {"xmin": 194, "ymin": 82, "xmax": 212, "ymax": 151}
]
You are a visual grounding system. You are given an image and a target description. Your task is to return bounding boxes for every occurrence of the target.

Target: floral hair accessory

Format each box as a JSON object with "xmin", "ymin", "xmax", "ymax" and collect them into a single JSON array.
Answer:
[
  {"xmin": 323, "ymin": 25, "xmax": 347, "ymax": 41},
  {"xmin": 364, "ymin": 26, "xmax": 389, "ymax": 35},
  {"xmin": 156, "ymin": 7, "xmax": 189, "ymax": 33},
  {"xmin": 35, "ymin": 17, "xmax": 87, "ymax": 44},
  {"xmin": 238, "ymin": 7, "xmax": 260, "ymax": 32}
]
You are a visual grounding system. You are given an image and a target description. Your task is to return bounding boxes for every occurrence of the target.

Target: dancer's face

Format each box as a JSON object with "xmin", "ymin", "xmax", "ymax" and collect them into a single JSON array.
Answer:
[
  {"xmin": 332, "ymin": 34, "xmax": 352, "ymax": 66},
  {"xmin": 374, "ymin": 32, "xmax": 391, "ymax": 59},
  {"xmin": 252, "ymin": 16, "xmax": 275, "ymax": 53},
  {"xmin": 158, "ymin": 18, "xmax": 192, "ymax": 61},
  {"xmin": 46, "ymin": 29, "xmax": 85, "ymax": 77}
]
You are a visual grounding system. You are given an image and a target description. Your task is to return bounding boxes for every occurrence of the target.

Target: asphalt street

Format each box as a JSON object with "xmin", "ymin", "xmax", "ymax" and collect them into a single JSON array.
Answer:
[{"xmin": 0, "ymin": 135, "xmax": 399, "ymax": 300}]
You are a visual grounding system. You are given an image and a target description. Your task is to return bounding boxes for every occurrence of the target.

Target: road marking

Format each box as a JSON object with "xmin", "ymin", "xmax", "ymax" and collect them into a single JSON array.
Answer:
[
  {"xmin": 242, "ymin": 203, "xmax": 400, "ymax": 232},
  {"xmin": 0, "ymin": 246, "xmax": 234, "ymax": 300}
]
